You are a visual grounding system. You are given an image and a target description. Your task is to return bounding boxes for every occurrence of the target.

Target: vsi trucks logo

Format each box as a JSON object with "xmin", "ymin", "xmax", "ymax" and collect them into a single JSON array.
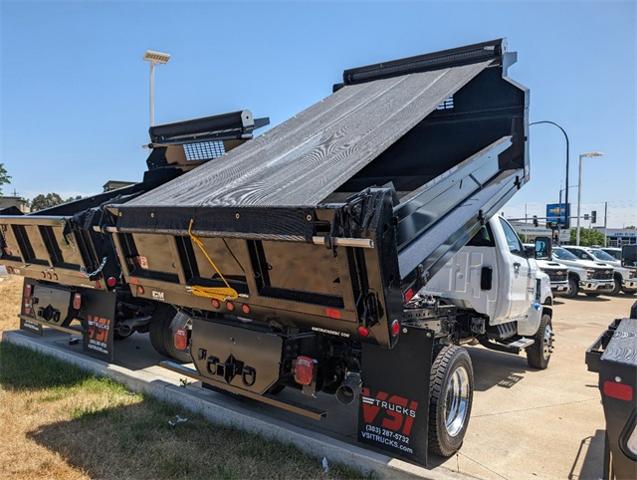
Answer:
[
  {"xmin": 361, "ymin": 387, "xmax": 419, "ymax": 435},
  {"xmin": 359, "ymin": 386, "xmax": 422, "ymax": 457}
]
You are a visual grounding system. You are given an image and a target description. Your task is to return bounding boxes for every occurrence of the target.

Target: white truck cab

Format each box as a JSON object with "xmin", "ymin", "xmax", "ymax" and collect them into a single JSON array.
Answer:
[
  {"xmin": 551, "ymin": 246, "xmax": 614, "ymax": 297},
  {"xmin": 601, "ymin": 247, "xmax": 622, "ymax": 261},
  {"xmin": 564, "ymin": 246, "xmax": 637, "ymax": 295},
  {"xmin": 424, "ymin": 216, "xmax": 553, "ymax": 368},
  {"xmin": 523, "ymin": 243, "xmax": 569, "ymax": 295}
]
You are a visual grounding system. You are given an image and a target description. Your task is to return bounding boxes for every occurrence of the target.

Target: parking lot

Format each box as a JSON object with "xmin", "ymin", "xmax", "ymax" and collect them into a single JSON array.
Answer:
[
  {"xmin": 2, "ymin": 266, "xmax": 634, "ymax": 480},
  {"xmin": 447, "ymin": 294, "xmax": 635, "ymax": 480}
]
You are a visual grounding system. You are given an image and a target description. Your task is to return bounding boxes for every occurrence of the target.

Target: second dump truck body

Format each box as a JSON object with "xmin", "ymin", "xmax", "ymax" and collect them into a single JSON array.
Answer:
[
  {"xmin": 0, "ymin": 111, "xmax": 268, "ymax": 359},
  {"xmin": 101, "ymin": 39, "xmax": 547, "ymax": 466}
]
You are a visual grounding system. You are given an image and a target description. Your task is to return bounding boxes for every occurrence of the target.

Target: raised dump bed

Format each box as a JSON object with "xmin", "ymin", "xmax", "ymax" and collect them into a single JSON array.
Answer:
[
  {"xmin": 0, "ymin": 110, "xmax": 268, "ymax": 359},
  {"xmin": 104, "ymin": 39, "xmax": 531, "ymax": 466},
  {"xmin": 108, "ymin": 39, "xmax": 527, "ymax": 347}
]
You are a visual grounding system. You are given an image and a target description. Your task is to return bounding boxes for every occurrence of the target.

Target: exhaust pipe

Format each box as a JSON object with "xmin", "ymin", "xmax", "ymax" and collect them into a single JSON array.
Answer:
[{"xmin": 336, "ymin": 372, "xmax": 362, "ymax": 405}]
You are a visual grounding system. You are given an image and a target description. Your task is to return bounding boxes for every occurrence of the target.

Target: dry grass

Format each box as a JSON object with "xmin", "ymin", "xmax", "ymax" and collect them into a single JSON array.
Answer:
[
  {"xmin": 0, "ymin": 277, "xmax": 363, "ymax": 480},
  {"xmin": 0, "ymin": 275, "xmax": 22, "ymax": 334}
]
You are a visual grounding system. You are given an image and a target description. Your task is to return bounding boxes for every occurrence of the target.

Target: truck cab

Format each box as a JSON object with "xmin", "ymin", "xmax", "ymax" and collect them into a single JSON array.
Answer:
[
  {"xmin": 523, "ymin": 242, "xmax": 569, "ymax": 295},
  {"xmin": 564, "ymin": 246, "xmax": 637, "ymax": 296},
  {"xmin": 551, "ymin": 246, "xmax": 615, "ymax": 298},
  {"xmin": 425, "ymin": 216, "xmax": 552, "ymax": 348}
]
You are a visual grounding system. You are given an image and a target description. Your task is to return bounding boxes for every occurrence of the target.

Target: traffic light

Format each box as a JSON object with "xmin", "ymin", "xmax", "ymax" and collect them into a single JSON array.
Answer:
[
  {"xmin": 533, "ymin": 215, "xmax": 538, "ymax": 227},
  {"xmin": 591, "ymin": 210, "xmax": 597, "ymax": 224}
]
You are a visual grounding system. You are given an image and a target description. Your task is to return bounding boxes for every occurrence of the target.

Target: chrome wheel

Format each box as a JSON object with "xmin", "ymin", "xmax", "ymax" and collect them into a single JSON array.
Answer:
[
  {"xmin": 443, "ymin": 366, "xmax": 471, "ymax": 437},
  {"xmin": 542, "ymin": 323, "xmax": 554, "ymax": 360}
]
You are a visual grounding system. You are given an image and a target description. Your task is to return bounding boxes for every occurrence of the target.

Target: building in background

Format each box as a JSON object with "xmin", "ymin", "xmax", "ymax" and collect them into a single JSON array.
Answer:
[
  {"xmin": 0, "ymin": 195, "xmax": 30, "ymax": 213},
  {"xmin": 509, "ymin": 220, "xmax": 570, "ymax": 243},
  {"xmin": 594, "ymin": 227, "xmax": 637, "ymax": 246},
  {"xmin": 103, "ymin": 180, "xmax": 135, "ymax": 192}
]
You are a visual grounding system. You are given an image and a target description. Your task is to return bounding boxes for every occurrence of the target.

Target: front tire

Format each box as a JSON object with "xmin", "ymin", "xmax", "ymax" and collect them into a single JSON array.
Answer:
[
  {"xmin": 527, "ymin": 313, "xmax": 553, "ymax": 369},
  {"xmin": 565, "ymin": 277, "xmax": 579, "ymax": 298},
  {"xmin": 428, "ymin": 345, "xmax": 474, "ymax": 457},
  {"xmin": 611, "ymin": 275, "xmax": 622, "ymax": 296}
]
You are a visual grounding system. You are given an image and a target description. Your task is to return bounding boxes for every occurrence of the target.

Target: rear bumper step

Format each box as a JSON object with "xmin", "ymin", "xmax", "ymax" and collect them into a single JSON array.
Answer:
[{"xmin": 160, "ymin": 360, "xmax": 327, "ymax": 421}]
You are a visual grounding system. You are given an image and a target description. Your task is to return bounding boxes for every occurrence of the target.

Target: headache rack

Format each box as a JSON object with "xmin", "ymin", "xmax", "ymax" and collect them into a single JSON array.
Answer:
[
  {"xmin": 0, "ymin": 110, "xmax": 269, "ymax": 289},
  {"xmin": 106, "ymin": 39, "xmax": 529, "ymax": 348}
]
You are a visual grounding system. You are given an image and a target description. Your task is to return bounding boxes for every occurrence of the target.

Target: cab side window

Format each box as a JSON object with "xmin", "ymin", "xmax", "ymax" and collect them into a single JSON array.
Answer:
[
  {"xmin": 569, "ymin": 249, "xmax": 590, "ymax": 260},
  {"xmin": 499, "ymin": 218, "xmax": 524, "ymax": 256},
  {"xmin": 467, "ymin": 225, "xmax": 496, "ymax": 247}
]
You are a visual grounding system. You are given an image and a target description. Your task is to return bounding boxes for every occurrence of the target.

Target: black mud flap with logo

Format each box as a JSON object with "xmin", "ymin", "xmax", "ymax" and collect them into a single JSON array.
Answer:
[
  {"xmin": 20, "ymin": 315, "xmax": 43, "ymax": 335},
  {"xmin": 81, "ymin": 289, "xmax": 117, "ymax": 362},
  {"xmin": 358, "ymin": 326, "xmax": 434, "ymax": 466}
]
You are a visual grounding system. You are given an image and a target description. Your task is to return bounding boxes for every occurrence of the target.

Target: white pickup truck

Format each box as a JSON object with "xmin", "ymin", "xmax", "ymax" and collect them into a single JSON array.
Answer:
[
  {"xmin": 564, "ymin": 246, "xmax": 637, "ymax": 295},
  {"xmin": 551, "ymin": 246, "xmax": 615, "ymax": 298},
  {"xmin": 425, "ymin": 216, "xmax": 554, "ymax": 369},
  {"xmin": 524, "ymin": 243, "xmax": 569, "ymax": 295}
]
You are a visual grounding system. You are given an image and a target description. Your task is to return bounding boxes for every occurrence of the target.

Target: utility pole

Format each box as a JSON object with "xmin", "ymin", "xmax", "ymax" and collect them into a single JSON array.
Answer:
[
  {"xmin": 604, "ymin": 202, "xmax": 608, "ymax": 247},
  {"xmin": 530, "ymin": 120, "xmax": 570, "ymax": 225}
]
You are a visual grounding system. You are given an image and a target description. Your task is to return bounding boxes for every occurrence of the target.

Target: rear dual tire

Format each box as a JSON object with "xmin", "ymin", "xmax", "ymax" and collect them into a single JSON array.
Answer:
[
  {"xmin": 428, "ymin": 345, "xmax": 474, "ymax": 457},
  {"xmin": 149, "ymin": 304, "xmax": 192, "ymax": 363}
]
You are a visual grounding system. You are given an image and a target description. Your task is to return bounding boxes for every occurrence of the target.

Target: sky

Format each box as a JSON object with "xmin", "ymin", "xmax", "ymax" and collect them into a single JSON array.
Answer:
[{"xmin": 1, "ymin": 1, "xmax": 635, "ymax": 227}]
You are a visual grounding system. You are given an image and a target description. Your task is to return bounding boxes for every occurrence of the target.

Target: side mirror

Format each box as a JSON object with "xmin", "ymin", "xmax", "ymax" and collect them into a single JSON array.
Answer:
[
  {"xmin": 534, "ymin": 236, "xmax": 552, "ymax": 260},
  {"xmin": 622, "ymin": 245, "xmax": 637, "ymax": 268}
]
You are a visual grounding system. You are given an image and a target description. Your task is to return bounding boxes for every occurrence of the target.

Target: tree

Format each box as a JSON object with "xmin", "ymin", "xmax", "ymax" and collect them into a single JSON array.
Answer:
[
  {"xmin": 0, "ymin": 163, "xmax": 11, "ymax": 194},
  {"xmin": 30, "ymin": 193, "xmax": 64, "ymax": 212},
  {"xmin": 570, "ymin": 227, "xmax": 605, "ymax": 246}
]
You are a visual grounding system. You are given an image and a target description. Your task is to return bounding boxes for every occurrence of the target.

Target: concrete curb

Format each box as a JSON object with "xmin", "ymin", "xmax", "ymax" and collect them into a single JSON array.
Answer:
[{"xmin": 2, "ymin": 330, "xmax": 476, "ymax": 480}]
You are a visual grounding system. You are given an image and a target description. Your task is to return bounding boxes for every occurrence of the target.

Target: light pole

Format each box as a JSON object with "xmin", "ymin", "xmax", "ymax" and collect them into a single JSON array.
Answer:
[
  {"xmin": 529, "ymin": 121, "xmax": 570, "ymax": 223},
  {"xmin": 143, "ymin": 50, "xmax": 171, "ymax": 127},
  {"xmin": 576, "ymin": 151, "xmax": 604, "ymax": 245}
]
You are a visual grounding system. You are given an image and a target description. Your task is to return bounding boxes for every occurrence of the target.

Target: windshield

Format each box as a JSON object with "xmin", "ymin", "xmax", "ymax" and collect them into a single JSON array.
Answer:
[
  {"xmin": 553, "ymin": 247, "xmax": 578, "ymax": 261},
  {"xmin": 591, "ymin": 249, "xmax": 617, "ymax": 262},
  {"xmin": 603, "ymin": 249, "xmax": 622, "ymax": 260}
]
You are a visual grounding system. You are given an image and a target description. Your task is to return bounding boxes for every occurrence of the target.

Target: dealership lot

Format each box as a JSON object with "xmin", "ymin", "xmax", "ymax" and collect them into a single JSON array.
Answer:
[{"xmin": 2, "ymin": 269, "xmax": 634, "ymax": 479}]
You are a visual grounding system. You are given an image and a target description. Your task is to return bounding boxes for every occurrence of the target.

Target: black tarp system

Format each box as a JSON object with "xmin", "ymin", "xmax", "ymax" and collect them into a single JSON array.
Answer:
[{"xmin": 119, "ymin": 54, "xmax": 496, "ymax": 210}]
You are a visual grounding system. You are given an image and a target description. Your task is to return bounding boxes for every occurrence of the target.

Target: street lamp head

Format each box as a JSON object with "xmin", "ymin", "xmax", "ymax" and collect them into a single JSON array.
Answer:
[
  {"xmin": 580, "ymin": 151, "xmax": 604, "ymax": 158},
  {"xmin": 143, "ymin": 50, "xmax": 171, "ymax": 64}
]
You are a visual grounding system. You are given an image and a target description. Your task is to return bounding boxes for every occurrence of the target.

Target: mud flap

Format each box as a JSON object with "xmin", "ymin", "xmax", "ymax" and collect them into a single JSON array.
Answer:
[
  {"xmin": 358, "ymin": 326, "xmax": 434, "ymax": 466},
  {"xmin": 81, "ymin": 290, "xmax": 117, "ymax": 362},
  {"xmin": 20, "ymin": 316, "xmax": 43, "ymax": 335}
]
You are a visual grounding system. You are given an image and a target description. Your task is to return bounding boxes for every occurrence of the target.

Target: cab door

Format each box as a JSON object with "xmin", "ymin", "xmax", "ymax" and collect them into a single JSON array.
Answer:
[{"xmin": 496, "ymin": 217, "xmax": 532, "ymax": 319}]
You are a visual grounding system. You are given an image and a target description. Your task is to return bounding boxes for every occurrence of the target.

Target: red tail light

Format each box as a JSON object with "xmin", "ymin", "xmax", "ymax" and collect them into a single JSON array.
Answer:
[
  {"xmin": 357, "ymin": 325, "xmax": 370, "ymax": 337},
  {"xmin": 293, "ymin": 356, "xmax": 315, "ymax": 386},
  {"xmin": 72, "ymin": 293, "xmax": 82, "ymax": 310},
  {"xmin": 325, "ymin": 308, "xmax": 341, "ymax": 319},
  {"xmin": 136, "ymin": 285, "xmax": 145, "ymax": 295},
  {"xmin": 403, "ymin": 288, "xmax": 415, "ymax": 303},
  {"xmin": 390, "ymin": 319, "xmax": 400, "ymax": 337},
  {"xmin": 106, "ymin": 276, "xmax": 117, "ymax": 288},
  {"xmin": 23, "ymin": 284, "xmax": 33, "ymax": 315},
  {"xmin": 173, "ymin": 328, "xmax": 189, "ymax": 351},
  {"xmin": 226, "ymin": 301, "xmax": 235, "ymax": 312},
  {"xmin": 603, "ymin": 380, "xmax": 633, "ymax": 401},
  {"xmin": 211, "ymin": 298, "xmax": 221, "ymax": 309},
  {"xmin": 241, "ymin": 304, "xmax": 251, "ymax": 315}
]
